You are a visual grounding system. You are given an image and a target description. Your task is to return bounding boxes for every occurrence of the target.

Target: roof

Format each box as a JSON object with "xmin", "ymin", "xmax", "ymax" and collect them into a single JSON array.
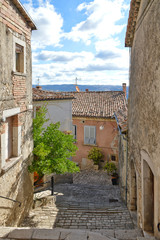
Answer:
[
  {"xmin": 12, "ymin": 0, "xmax": 37, "ymax": 30},
  {"xmin": 33, "ymin": 88, "xmax": 128, "ymax": 129},
  {"xmin": 115, "ymin": 106, "xmax": 128, "ymax": 133},
  {"xmin": 125, "ymin": 0, "xmax": 141, "ymax": 47},
  {"xmin": 33, "ymin": 88, "xmax": 74, "ymax": 101},
  {"xmin": 71, "ymin": 91, "xmax": 127, "ymax": 119}
]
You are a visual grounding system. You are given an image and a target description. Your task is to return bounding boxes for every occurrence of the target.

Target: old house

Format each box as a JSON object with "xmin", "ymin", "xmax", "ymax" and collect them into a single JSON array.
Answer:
[
  {"xmin": 125, "ymin": 0, "xmax": 160, "ymax": 238},
  {"xmin": 0, "ymin": 0, "xmax": 36, "ymax": 226},
  {"xmin": 71, "ymin": 84, "xmax": 127, "ymax": 170},
  {"xmin": 33, "ymin": 86, "xmax": 74, "ymax": 133}
]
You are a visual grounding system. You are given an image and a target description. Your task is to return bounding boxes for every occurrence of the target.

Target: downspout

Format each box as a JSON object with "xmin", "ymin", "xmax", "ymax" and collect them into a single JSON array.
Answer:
[{"xmin": 114, "ymin": 112, "xmax": 128, "ymax": 204}]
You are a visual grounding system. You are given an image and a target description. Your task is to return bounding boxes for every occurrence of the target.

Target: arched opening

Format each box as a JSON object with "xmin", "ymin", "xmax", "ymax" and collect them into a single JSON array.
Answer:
[
  {"xmin": 130, "ymin": 161, "xmax": 137, "ymax": 211},
  {"xmin": 143, "ymin": 160, "xmax": 154, "ymax": 232}
]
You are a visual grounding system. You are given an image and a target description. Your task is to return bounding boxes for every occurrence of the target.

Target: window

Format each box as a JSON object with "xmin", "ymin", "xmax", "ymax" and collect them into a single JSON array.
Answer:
[
  {"xmin": 1, "ymin": 108, "xmax": 21, "ymax": 169},
  {"xmin": 111, "ymin": 155, "xmax": 116, "ymax": 161},
  {"xmin": 13, "ymin": 36, "xmax": 26, "ymax": 74},
  {"xmin": 84, "ymin": 126, "xmax": 96, "ymax": 145},
  {"xmin": 16, "ymin": 43, "xmax": 24, "ymax": 72},
  {"xmin": 72, "ymin": 125, "xmax": 77, "ymax": 140}
]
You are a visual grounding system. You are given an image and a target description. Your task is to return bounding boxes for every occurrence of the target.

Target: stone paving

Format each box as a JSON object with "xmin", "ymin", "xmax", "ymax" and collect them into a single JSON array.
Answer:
[{"xmin": 20, "ymin": 171, "xmax": 145, "ymax": 240}]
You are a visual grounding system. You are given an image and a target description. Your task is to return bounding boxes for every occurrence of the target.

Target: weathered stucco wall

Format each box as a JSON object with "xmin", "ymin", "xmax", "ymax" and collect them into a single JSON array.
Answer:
[
  {"xmin": 72, "ymin": 117, "xmax": 118, "ymax": 170},
  {"xmin": 128, "ymin": 0, "xmax": 160, "ymax": 237},
  {"xmin": 0, "ymin": 0, "xmax": 33, "ymax": 226},
  {"xmin": 33, "ymin": 100, "xmax": 73, "ymax": 132},
  {"xmin": 118, "ymin": 134, "xmax": 127, "ymax": 203}
]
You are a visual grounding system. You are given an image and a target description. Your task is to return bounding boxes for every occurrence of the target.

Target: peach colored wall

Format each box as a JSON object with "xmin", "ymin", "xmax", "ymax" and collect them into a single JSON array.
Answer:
[{"xmin": 72, "ymin": 117, "xmax": 118, "ymax": 169}]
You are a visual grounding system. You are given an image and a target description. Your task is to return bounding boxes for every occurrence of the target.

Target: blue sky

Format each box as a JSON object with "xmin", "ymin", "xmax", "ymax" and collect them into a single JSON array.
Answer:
[{"xmin": 21, "ymin": 0, "xmax": 130, "ymax": 85}]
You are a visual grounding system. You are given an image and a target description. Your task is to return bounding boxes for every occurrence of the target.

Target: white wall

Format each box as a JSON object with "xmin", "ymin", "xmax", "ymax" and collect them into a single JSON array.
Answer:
[{"xmin": 33, "ymin": 100, "xmax": 72, "ymax": 132}]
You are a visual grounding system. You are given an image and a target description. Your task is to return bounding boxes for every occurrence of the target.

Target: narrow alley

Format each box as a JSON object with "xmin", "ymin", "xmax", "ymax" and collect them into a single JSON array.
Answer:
[{"xmin": 18, "ymin": 171, "xmax": 145, "ymax": 240}]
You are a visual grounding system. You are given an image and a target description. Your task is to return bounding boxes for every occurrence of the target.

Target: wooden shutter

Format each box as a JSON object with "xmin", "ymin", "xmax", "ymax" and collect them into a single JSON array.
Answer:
[
  {"xmin": 84, "ymin": 126, "xmax": 96, "ymax": 145},
  {"xmin": 72, "ymin": 125, "xmax": 77, "ymax": 139},
  {"xmin": 89, "ymin": 126, "xmax": 96, "ymax": 144},
  {"xmin": 84, "ymin": 126, "xmax": 90, "ymax": 144}
]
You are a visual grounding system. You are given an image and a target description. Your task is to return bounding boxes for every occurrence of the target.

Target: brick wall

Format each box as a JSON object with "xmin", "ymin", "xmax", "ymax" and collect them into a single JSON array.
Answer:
[{"xmin": 0, "ymin": 0, "xmax": 34, "ymax": 226}]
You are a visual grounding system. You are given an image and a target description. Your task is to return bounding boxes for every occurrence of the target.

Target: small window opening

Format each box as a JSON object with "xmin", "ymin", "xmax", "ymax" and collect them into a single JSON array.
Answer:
[
  {"xmin": 111, "ymin": 155, "xmax": 116, "ymax": 161},
  {"xmin": 16, "ymin": 43, "xmax": 24, "ymax": 72}
]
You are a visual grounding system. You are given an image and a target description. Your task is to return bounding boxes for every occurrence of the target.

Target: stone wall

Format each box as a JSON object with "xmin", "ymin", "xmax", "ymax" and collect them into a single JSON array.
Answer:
[
  {"xmin": 0, "ymin": 0, "xmax": 34, "ymax": 226},
  {"xmin": 118, "ymin": 134, "xmax": 127, "ymax": 203},
  {"xmin": 128, "ymin": 0, "xmax": 160, "ymax": 237}
]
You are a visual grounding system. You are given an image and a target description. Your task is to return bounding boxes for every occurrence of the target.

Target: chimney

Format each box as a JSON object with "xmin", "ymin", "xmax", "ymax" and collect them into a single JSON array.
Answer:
[
  {"xmin": 36, "ymin": 85, "xmax": 42, "ymax": 90},
  {"xmin": 86, "ymin": 89, "xmax": 89, "ymax": 92},
  {"xmin": 122, "ymin": 83, "xmax": 126, "ymax": 97}
]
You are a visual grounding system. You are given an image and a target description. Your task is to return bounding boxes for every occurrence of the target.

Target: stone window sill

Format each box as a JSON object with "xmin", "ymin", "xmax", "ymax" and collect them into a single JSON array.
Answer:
[
  {"xmin": 1, "ymin": 155, "xmax": 22, "ymax": 176},
  {"xmin": 83, "ymin": 144, "xmax": 97, "ymax": 147},
  {"xmin": 12, "ymin": 71, "xmax": 26, "ymax": 77}
]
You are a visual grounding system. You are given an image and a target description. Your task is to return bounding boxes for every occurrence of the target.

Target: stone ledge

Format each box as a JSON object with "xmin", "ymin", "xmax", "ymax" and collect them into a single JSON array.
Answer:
[{"xmin": 0, "ymin": 228, "xmax": 118, "ymax": 240}]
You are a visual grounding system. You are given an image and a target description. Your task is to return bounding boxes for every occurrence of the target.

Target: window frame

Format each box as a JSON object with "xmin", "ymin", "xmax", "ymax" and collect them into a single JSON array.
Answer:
[
  {"xmin": 84, "ymin": 125, "xmax": 96, "ymax": 145},
  {"xmin": 110, "ymin": 154, "xmax": 117, "ymax": 162},
  {"xmin": 13, "ymin": 36, "xmax": 26, "ymax": 74},
  {"xmin": 1, "ymin": 108, "xmax": 21, "ymax": 169},
  {"xmin": 72, "ymin": 125, "xmax": 77, "ymax": 140}
]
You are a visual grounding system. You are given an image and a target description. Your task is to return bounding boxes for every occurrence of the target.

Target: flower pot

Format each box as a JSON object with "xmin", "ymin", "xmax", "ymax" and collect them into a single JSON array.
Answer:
[
  {"xmin": 111, "ymin": 176, "xmax": 118, "ymax": 185},
  {"xmin": 94, "ymin": 164, "xmax": 99, "ymax": 170}
]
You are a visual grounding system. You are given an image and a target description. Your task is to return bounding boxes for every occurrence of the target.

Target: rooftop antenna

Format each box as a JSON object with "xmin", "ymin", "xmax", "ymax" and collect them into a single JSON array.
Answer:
[{"xmin": 37, "ymin": 77, "xmax": 40, "ymax": 86}]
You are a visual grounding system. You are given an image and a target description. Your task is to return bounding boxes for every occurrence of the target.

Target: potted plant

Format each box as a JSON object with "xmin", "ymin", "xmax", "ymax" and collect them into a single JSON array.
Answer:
[
  {"xmin": 103, "ymin": 162, "xmax": 118, "ymax": 185},
  {"xmin": 88, "ymin": 147, "xmax": 104, "ymax": 170}
]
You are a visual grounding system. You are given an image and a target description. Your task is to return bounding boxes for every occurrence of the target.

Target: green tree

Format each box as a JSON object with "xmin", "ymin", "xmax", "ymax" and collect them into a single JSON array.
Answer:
[{"xmin": 29, "ymin": 106, "xmax": 79, "ymax": 176}]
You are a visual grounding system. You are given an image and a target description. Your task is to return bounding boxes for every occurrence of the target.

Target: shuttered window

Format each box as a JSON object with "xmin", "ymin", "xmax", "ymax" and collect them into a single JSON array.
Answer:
[
  {"xmin": 84, "ymin": 126, "xmax": 96, "ymax": 145},
  {"xmin": 72, "ymin": 125, "xmax": 77, "ymax": 139}
]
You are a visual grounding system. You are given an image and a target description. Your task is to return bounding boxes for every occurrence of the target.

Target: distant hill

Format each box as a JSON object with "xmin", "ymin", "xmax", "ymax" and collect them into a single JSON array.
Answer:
[{"xmin": 32, "ymin": 84, "xmax": 129, "ymax": 96}]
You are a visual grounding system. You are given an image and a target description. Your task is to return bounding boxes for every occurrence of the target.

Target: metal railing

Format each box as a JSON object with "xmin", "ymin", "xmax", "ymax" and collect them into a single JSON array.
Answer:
[
  {"xmin": 0, "ymin": 196, "xmax": 21, "ymax": 207},
  {"xmin": 34, "ymin": 176, "xmax": 54, "ymax": 195}
]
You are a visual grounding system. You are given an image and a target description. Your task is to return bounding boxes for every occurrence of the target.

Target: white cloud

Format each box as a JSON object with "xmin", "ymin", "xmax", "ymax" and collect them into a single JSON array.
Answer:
[
  {"xmin": 32, "ymin": 49, "xmax": 129, "ymax": 86},
  {"xmin": 24, "ymin": 0, "xmax": 63, "ymax": 49},
  {"xmin": 65, "ymin": 0, "xmax": 128, "ymax": 44}
]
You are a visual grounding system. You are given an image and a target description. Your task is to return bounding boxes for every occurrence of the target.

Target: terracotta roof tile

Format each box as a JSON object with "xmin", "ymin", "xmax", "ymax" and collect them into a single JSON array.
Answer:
[
  {"xmin": 71, "ymin": 91, "xmax": 127, "ymax": 119},
  {"xmin": 32, "ymin": 88, "xmax": 128, "ymax": 129},
  {"xmin": 33, "ymin": 88, "xmax": 74, "ymax": 101},
  {"xmin": 125, "ymin": 0, "xmax": 141, "ymax": 47}
]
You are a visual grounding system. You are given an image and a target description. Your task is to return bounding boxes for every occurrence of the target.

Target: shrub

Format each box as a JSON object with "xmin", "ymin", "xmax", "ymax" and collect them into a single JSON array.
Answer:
[
  {"xmin": 88, "ymin": 147, "xmax": 104, "ymax": 165},
  {"xmin": 103, "ymin": 162, "xmax": 117, "ymax": 175}
]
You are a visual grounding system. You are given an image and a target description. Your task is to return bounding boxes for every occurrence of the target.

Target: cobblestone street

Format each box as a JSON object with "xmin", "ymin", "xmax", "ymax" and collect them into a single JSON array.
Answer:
[{"xmin": 21, "ymin": 171, "xmax": 144, "ymax": 240}]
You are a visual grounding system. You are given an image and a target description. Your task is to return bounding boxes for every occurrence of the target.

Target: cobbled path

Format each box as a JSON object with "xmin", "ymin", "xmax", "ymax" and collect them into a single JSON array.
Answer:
[{"xmin": 21, "ymin": 171, "xmax": 144, "ymax": 239}]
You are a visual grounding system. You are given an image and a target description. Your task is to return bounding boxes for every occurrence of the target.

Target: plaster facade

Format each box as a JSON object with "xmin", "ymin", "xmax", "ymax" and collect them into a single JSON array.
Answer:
[
  {"xmin": 126, "ymin": 0, "xmax": 160, "ymax": 237},
  {"xmin": 0, "ymin": 0, "xmax": 36, "ymax": 226},
  {"xmin": 33, "ymin": 100, "xmax": 73, "ymax": 132},
  {"xmin": 72, "ymin": 117, "xmax": 119, "ymax": 170}
]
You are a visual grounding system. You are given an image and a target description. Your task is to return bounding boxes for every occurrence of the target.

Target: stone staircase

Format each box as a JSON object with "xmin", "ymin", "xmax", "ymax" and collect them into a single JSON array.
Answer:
[
  {"xmin": 1, "ymin": 172, "xmax": 158, "ymax": 240},
  {"xmin": 1, "ymin": 227, "xmax": 158, "ymax": 240}
]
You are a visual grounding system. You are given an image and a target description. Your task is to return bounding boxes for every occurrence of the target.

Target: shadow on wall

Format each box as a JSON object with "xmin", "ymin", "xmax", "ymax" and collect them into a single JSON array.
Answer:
[{"xmin": 0, "ymin": 154, "xmax": 33, "ymax": 227}]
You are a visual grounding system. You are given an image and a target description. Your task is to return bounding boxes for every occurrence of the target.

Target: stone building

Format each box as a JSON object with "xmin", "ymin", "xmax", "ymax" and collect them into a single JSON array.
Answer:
[
  {"xmin": 71, "ymin": 85, "xmax": 127, "ymax": 170},
  {"xmin": 0, "ymin": 0, "xmax": 36, "ymax": 226},
  {"xmin": 125, "ymin": 0, "xmax": 160, "ymax": 238},
  {"xmin": 115, "ymin": 106, "xmax": 128, "ymax": 203}
]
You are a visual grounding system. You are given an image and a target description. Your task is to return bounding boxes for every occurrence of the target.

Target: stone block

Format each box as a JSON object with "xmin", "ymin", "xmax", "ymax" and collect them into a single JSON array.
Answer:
[
  {"xmin": 32, "ymin": 229, "xmax": 60, "ymax": 240},
  {"xmin": 54, "ymin": 174, "xmax": 73, "ymax": 184},
  {"xmin": 0, "ymin": 227, "xmax": 15, "ymax": 238},
  {"xmin": 115, "ymin": 229, "xmax": 143, "ymax": 239},
  {"xmin": 7, "ymin": 229, "xmax": 34, "ymax": 239}
]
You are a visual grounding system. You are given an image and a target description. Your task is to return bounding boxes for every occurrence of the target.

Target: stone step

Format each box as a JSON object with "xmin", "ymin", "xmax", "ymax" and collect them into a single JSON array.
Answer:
[
  {"xmin": 0, "ymin": 227, "xmax": 117, "ymax": 240},
  {"xmin": 137, "ymin": 238, "xmax": 157, "ymax": 240},
  {"xmin": 97, "ymin": 229, "xmax": 144, "ymax": 240}
]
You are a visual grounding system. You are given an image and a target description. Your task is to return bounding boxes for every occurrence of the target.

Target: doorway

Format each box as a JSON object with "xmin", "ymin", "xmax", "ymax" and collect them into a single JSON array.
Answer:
[{"xmin": 143, "ymin": 160, "xmax": 154, "ymax": 232}]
